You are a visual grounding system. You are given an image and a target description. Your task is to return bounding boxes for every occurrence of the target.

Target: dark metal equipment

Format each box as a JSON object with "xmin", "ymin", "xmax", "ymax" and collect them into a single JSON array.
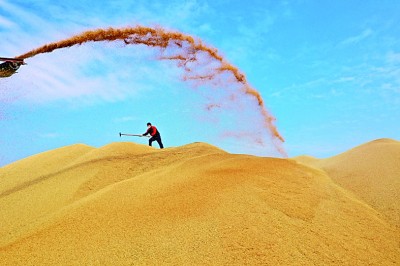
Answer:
[{"xmin": 0, "ymin": 57, "xmax": 25, "ymax": 78}]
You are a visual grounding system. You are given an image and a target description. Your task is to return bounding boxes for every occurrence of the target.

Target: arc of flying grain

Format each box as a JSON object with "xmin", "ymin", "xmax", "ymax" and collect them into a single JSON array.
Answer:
[{"xmin": 16, "ymin": 26, "xmax": 285, "ymax": 155}]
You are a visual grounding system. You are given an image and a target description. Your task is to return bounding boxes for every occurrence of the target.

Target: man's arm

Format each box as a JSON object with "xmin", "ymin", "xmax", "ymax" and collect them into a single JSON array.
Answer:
[{"xmin": 143, "ymin": 127, "xmax": 150, "ymax": 136}]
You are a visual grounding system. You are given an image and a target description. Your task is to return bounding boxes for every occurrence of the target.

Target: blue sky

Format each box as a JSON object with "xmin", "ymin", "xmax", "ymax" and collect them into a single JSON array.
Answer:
[{"xmin": 0, "ymin": 0, "xmax": 399, "ymax": 166}]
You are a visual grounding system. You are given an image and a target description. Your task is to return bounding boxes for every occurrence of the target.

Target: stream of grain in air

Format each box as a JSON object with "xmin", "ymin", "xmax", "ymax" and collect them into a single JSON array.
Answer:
[{"xmin": 17, "ymin": 26, "xmax": 286, "ymax": 156}]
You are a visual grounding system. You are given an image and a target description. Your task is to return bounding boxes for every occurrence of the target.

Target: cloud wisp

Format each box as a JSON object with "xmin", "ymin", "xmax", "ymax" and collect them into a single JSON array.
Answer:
[{"xmin": 340, "ymin": 28, "xmax": 373, "ymax": 46}]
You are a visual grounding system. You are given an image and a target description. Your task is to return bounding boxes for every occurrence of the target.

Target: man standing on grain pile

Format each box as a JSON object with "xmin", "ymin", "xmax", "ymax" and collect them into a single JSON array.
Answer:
[{"xmin": 142, "ymin": 122, "xmax": 164, "ymax": 149}]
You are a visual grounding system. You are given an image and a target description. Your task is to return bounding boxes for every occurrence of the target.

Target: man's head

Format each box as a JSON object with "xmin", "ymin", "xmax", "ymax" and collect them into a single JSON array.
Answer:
[{"xmin": 147, "ymin": 122, "xmax": 152, "ymax": 127}]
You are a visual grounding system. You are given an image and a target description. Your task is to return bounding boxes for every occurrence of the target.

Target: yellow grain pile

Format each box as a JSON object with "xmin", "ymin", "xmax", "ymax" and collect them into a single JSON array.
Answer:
[{"xmin": 1, "ymin": 141, "xmax": 399, "ymax": 265}]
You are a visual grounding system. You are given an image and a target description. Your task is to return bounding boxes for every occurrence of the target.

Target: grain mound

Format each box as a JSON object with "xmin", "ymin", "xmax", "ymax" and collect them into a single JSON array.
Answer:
[{"xmin": 1, "ymin": 141, "xmax": 399, "ymax": 265}]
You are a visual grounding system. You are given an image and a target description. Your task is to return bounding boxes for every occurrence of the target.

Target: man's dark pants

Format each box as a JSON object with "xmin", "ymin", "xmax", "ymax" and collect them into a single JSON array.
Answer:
[{"xmin": 149, "ymin": 135, "xmax": 164, "ymax": 149}]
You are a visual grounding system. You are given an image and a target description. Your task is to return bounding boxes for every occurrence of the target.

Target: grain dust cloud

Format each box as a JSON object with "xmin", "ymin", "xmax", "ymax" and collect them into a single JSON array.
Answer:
[{"xmin": 16, "ymin": 26, "xmax": 285, "ymax": 155}]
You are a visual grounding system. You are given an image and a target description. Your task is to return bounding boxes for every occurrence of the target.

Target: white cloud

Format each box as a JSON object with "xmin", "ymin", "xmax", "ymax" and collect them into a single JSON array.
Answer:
[
  {"xmin": 0, "ymin": 14, "xmax": 15, "ymax": 28},
  {"xmin": 340, "ymin": 28, "xmax": 373, "ymax": 46},
  {"xmin": 386, "ymin": 51, "xmax": 400, "ymax": 64}
]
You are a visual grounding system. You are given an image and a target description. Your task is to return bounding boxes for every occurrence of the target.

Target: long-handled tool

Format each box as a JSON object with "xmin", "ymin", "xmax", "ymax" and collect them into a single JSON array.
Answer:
[{"xmin": 119, "ymin": 132, "xmax": 150, "ymax": 138}]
